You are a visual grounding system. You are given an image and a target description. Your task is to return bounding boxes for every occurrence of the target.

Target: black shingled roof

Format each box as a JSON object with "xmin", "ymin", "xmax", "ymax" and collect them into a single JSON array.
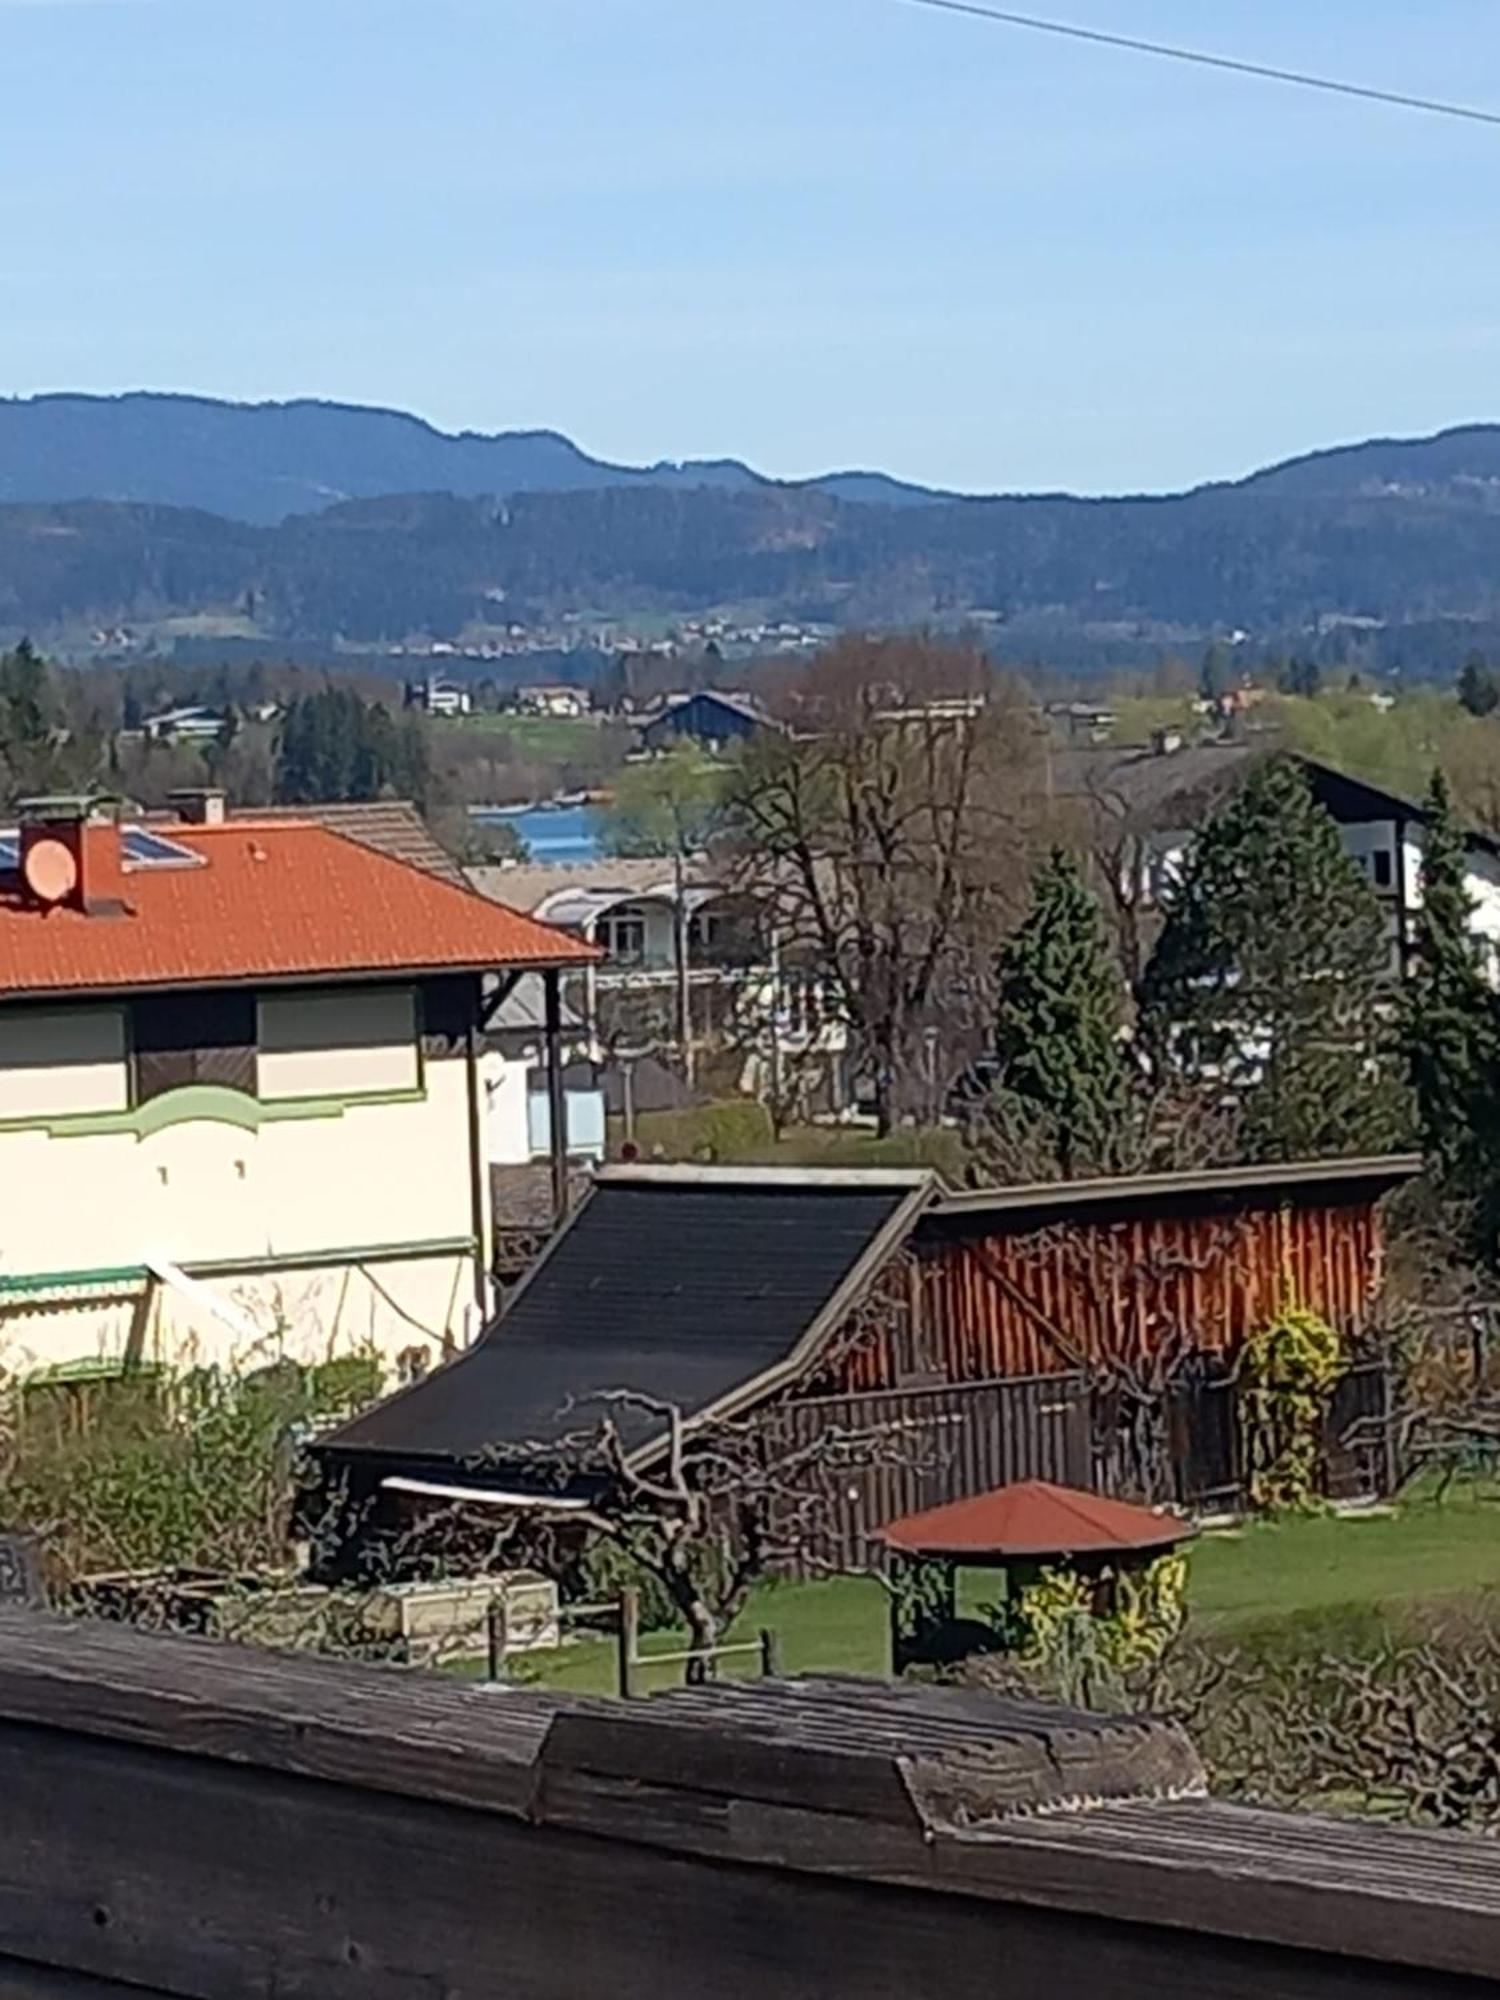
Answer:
[{"xmin": 324, "ymin": 1170, "xmax": 929, "ymax": 1477}]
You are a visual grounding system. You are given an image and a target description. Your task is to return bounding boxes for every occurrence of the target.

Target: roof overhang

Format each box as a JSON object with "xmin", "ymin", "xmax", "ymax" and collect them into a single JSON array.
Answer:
[
  {"xmin": 0, "ymin": 952, "xmax": 595, "ymax": 1007},
  {"xmin": 928, "ymin": 1154, "xmax": 1423, "ymax": 1228}
]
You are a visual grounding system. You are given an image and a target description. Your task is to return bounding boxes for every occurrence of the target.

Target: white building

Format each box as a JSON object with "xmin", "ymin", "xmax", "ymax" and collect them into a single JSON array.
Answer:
[
  {"xmin": 1062, "ymin": 744, "xmax": 1500, "ymax": 984},
  {"xmin": 404, "ymin": 676, "xmax": 472, "ymax": 718},
  {"xmin": 514, "ymin": 685, "xmax": 589, "ymax": 719},
  {"xmin": 140, "ymin": 704, "xmax": 227, "ymax": 744},
  {"xmin": 0, "ymin": 798, "xmax": 591, "ymax": 1383},
  {"xmin": 482, "ymin": 979, "xmax": 605, "ymax": 1168}
]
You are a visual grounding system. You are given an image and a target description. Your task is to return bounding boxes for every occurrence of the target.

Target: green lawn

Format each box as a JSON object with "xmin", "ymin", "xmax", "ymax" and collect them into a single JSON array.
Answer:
[
  {"xmin": 510, "ymin": 1485, "xmax": 1500, "ymax": 1696},
  {"xmin": 1189, "ymin": 1481, "xmax": 1500, "ymax": 1627},
  {"xmin": 434, "ymin": 713, "xmax": 606, "ymax": 760}
]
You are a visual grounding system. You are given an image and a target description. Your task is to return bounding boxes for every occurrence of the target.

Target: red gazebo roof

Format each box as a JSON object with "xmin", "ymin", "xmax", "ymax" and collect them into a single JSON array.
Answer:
[{"xmin": 880, "ymin": 1480, "xmax": 1195, "ymax": 1562}]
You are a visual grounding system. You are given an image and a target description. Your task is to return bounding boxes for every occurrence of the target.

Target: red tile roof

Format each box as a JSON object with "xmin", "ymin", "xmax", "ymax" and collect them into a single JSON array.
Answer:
[
  {"xmin": 0, "ymin": 821, "xmax": 596, "ymax": 998},
  {"xmin": 880, "ymin": 1480, "xmax": 1194, "ymax": 1561}
]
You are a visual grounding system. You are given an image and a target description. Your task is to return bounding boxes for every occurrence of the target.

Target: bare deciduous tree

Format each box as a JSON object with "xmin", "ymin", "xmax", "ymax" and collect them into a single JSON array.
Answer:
[{"xmin": 724, "ymin": 635, "xmax": 1049, "ymax": 1134}]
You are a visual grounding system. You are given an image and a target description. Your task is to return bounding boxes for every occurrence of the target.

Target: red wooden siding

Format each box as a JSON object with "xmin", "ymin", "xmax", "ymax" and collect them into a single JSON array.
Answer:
[{"xmin": 822, "ymin": 1196, "xmax": 1386, "ymax": 1395}]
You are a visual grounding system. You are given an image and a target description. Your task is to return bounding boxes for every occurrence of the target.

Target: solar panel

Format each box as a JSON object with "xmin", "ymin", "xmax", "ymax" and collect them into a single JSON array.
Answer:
[
  {"xmin": 0, "ymin": 825, "xmax": 206, "ymax": 874},
  {"xmin": 122, "ymin": 828, "xmax": 205, "ymax": 868}
]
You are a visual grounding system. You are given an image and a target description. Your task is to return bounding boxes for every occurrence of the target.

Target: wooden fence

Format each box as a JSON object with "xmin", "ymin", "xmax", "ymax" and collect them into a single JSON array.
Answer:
[
  {"xmin": 781, "ymin": 1373, "xmax": 1093, "ymax": 1571},
  {"xmin": 0, "ymin": 1611, "xmax": 1497, "ymax": 1997}
]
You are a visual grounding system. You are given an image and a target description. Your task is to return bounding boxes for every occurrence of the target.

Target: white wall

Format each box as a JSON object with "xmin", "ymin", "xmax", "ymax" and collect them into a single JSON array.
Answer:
[
  {"xmin": 0, "ymin": 1252, "xmax": 481, "ymax": 1380},
  {"xmin": 0, "ymin": 1052, "xmax": 483, "ymax": 1374},
  {"xmin": 1138, "ymin": 811, "xmax": 1500, "ymax": 985},
  {"xmin": 482, "ymin": 1049, "xmax": 532, "ymax": 1165},
  {"xmin": 1400, "ymin": 824, "xmax": 1500, "ymax": 983}
]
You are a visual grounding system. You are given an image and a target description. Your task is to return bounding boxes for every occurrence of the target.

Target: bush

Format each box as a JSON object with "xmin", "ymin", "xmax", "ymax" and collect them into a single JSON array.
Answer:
[
  {"xmin": 0, "ymin": 1354, "xmax": 382, "ymax": 1586},
  {"xmin": 631, "ymin": 1099, "xmax": 775, "ymax": 1161},
  {"xmin": 957, "ymin": 1591, "xmax": 1500, "ymax": 1834},
  {"xmin": 572, "ymin": 1535, "xmax": 680, "ymax": 1633}
]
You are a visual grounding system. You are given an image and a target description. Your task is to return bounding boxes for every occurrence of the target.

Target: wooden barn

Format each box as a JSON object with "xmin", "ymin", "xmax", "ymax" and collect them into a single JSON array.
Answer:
[{"xmin": 317, "ymin": 1156, "xmax": 1417, "ymax": 1574}]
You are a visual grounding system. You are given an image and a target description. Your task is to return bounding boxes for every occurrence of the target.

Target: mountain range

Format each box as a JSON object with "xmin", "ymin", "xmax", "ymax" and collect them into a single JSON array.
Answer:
[
  {"xmin": 6, "ymin": 394, "xmax": 1500, "ymax": 670},
  {"xmin": 0, "ymin": 393, "xmax": 943, "ymax": 523}
]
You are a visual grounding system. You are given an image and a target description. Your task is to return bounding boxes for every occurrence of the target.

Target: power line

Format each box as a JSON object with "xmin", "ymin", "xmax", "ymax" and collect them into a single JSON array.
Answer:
[{"xmin": 892, "ymin": 0, "xmax": 1500, "ymax": 130}]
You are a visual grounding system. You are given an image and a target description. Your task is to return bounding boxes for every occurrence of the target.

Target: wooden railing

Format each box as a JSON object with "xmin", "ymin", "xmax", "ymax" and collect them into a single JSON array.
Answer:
[
  {"xmin": 486, "ymin": 1586, "xmax": 782, "ymax": 1696},
  {"xmin": 0, "ymin": 1609, "xmax": 1496, "ymax": 1997}
]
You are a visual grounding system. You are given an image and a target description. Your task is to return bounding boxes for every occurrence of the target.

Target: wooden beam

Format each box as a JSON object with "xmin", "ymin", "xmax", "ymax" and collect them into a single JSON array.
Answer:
[
  {"xmin": 0, "ymin": 1614, "xmax": 1498, "ymax": 1994},
  {"xmin": 543, "ymin": 967, "xmax": 569, "ymax": 1224}
]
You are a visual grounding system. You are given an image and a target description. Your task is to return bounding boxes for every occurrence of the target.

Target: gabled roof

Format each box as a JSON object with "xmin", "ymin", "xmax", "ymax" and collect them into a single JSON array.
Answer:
[
  {"xmin": 467, "ymin": 856, "xmax": 721, "ymax": 915},
  {"xmin": 0, "ymin": 821, "xmax": 595, "ymax": 999},
  {"xmin": 323, "ymin": 1166, "xmax": 934, "ymax": 1474},
  {"xmin": 1054, "ymin": 742, "xmax": 1500, "ymax": 858},
  {"xmin": 641, "ymin": 689, "xmax": 776, "ymax": 730},
  {"xmin": 243, "ymin": 801, "xmax": 466, "ymax": 886},
  {"xmin": 881, "ymin": 1480, "xmax": 1194, "ymax": 1561}
]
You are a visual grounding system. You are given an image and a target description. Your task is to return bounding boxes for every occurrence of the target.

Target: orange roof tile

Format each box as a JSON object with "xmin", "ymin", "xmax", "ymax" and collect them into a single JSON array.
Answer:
[
  {"xmin": 881, "ymin": 1480, "xmax": 1194, "ymax": 1561},
  {"xmin": 0, "ymin": 821, "xmax": 596, "ymax": 998}
]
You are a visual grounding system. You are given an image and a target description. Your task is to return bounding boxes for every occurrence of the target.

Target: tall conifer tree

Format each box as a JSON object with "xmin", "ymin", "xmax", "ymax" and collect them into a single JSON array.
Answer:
[
  {"xmin": 1139, "ymin": 756, "xmax": 1407, "ymax": 1163},
  {"xmin": 1404, "ymin": 769, "xmax": 1500, "ymax": 1258},
  {"xmin": 980, "ymin": 848, "xmax": 1131, "ymax": 1180}
]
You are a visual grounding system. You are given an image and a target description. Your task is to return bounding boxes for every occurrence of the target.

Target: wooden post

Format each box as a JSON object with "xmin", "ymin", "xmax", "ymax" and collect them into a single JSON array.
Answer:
[
  {"xmin": 759, "ymin": 1627, "xmax": 782, "ymax": 1682},
  {"xmin": 487, "ymin": 1595, "xmax": 509, "ymax": 1684},
  {"xmin": 616, "ymin": 1587, "xmax": 640, "ymax": 1701},
  {"xmin": 465, "ymin": 1020, "xmax": 491, "ymax": 1319},
  {"xmin": 543, "ymin": 967, "xmax": 569, "ymax": 1226}
]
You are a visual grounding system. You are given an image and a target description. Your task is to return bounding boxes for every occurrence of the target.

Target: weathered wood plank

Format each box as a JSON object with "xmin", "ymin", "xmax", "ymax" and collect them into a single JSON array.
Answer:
[
  {"xmin": 0, "ymin": 1611, "xmax": 555, "ymax": 1819},
  {"xmin": 0, "ymin": 1963, "xmax": 173, "ymax": 2000},
  {"xmin": 0, "ymin": 1723, "xmax": 1487, "ymax": 2000}
]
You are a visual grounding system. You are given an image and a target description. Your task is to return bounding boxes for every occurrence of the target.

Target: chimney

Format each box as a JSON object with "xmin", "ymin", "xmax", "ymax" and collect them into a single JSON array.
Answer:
[
  {"xmin": 17, "ymin": 797, "xmax": 127, "ymax": 915},
  {"xmin": 168, "ymin": 787, "xmax": 228, "ymax": 826}
]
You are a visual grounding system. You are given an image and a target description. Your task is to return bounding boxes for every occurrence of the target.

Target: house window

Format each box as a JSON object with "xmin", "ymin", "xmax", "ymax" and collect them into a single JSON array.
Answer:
[
  {"xmin": 1370, "ymin": 848, "xmax": 1394, "ymax": 890},
  {"xmin": 597, "ymin": 911, "xmax": 646, "ymax": 966},
  {"xmin": 687, "ymin": 909, "xmax": 723, "ymax": 956},
  {"xmin": 0, "ymin": 1007, "xmax": 129, "ymax": 1119},
  {"xmin": 781, "ymin": 978, "xmax": 824, "ymax": 1040},
  {"xmin": 256, "ymin": 987, "xmax": 419, "ymax": 1101}
]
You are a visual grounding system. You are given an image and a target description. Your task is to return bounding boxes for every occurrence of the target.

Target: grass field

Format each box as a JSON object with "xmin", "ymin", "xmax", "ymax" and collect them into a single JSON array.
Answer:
[
  {"xmin": 510, "ymin": 1483, "xmax": 1500, "ymax": 1697},
  {"xmin": 433, "ymin": 713, "xmax": 607, "ymax": 761}
]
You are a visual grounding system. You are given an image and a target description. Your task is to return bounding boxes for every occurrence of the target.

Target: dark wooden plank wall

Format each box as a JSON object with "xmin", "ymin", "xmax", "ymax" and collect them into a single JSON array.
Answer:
[
  {"xmin": 773, "ymin": 1375, "xmax": 1092, "ymax": 1570},
  {"xmin": 0, "ymin": 1613, "xmax": 1497, "ymax": 2000},
  {"xmin": 829, "ymin": 1198, "xmax": 1386, "ymax": 1392}
]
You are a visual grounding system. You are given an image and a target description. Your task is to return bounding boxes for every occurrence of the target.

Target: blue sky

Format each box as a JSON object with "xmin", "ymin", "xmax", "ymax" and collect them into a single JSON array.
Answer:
[{"xmin": 4, "ymin": 0, "xmax": 1500, "ymax": 494}]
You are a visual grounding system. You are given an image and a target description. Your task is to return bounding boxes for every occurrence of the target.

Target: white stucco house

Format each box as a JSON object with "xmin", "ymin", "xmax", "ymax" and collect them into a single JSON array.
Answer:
[{"xmin": 0, "ymin": 797, "xmax": 592, "ymax": 1383}]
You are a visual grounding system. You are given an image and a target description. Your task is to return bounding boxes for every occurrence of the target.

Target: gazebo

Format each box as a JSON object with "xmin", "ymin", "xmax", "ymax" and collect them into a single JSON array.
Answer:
[{"xmin": 879, "ymin": 1480, "xmax": 1196, "ymax": 1671}]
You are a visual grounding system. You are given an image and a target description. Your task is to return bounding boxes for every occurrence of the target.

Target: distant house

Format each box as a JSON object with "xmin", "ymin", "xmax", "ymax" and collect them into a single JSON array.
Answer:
[
  {"xmin": 140, "ymin": 704, "xmax": 226, "ymax": 744},
  {"xmin": 515, "ymin": 685, "xmax": 589, "ymax": 720},
  {"xmin": 467, "ymin": 858, "xmax": 848, "ymax": 1114},
  {"xmin": 315, "ymin": 1153, "xmax": 1416, "ymax": 1574},
  {"xmin": 1058, "ymin": 742, "xmax": 1500, "ymax": 984},
  {"xmin": 1045, "ymin": 699, "xmax": 1118, "ymax": 742},
  {"xmin": 404, "ymin": 676, "xmax": 472, "ymax": 719},
  {"xmin": 636, "ymin": 689, "xmax": 781, "ymax": 754},
  {"xmin": 0, "ymin": 797, "xmax": 592, "ymax": 1381}
]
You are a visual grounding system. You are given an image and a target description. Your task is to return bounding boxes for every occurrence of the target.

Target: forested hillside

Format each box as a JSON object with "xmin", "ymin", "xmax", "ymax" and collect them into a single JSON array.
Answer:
[{"xmin": 12, "ymin": 454, "xmax": 1500, "ymax": 669}]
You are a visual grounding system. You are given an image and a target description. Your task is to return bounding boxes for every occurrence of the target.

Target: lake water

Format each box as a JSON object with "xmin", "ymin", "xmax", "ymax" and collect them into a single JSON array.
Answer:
[{"xmin": 472, "ymin": 802, "xmax": 604, "ymax": 864}]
